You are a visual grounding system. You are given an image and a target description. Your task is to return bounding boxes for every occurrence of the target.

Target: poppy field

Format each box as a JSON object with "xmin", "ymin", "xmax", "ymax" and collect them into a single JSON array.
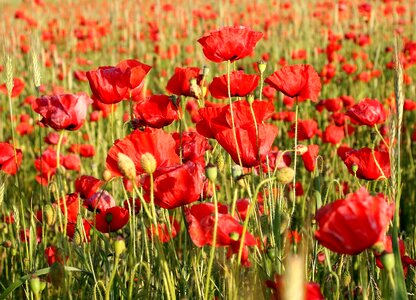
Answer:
[{"xmin": 2, "ymin": 0, "xmax": 416, "ymax": 299}]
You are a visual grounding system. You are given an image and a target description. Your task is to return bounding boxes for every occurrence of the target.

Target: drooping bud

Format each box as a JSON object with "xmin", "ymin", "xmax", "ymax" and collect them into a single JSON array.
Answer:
[
  {"xmin": 117, "ymin": 153, "xmax": 136, "ymax": 181},
  {"xmin": 276, "ymin": 167, "xmax": 295, "ymax": 184},
  {"xmin": 140, "ymin": 152, "xmax": 157, "ymax": 175}
]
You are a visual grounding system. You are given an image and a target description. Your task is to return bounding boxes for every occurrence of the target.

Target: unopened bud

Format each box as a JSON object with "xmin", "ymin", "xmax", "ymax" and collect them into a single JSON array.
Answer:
[
  {"xmin": 29, "ymin": 276, "xmax": 41, "ymax": 295},
  {"xmin": 351, "ymin": 164, "xmax": 358, "ymax": 175},
  {"xmin": 102, "ymin": 169, "xmax": 112, "ymax": 182},
  {"xmin": 117, "ymin": 153, "xmax": 136, "ymax": 181},
  {"xmin": 2, "ymin": 240, "xmax": 12, "ymax": 248},
  {"xmin": 140, "ymin": 152, "xmax": 157, "ymax": 175},
  {"xmin": 247, "ymin": 94, "xmax": 254, "ymax": 105},
  {"xmin": 381, "ymin": 253, "xmax": 395, "ymax": 273},
  {"xmin": 343, "ymin": 273, "xmax": 352, "ymax": 287},
  {"xmin": 114, "ymin": 237, "xmax": 126, "ymax": 256},
  {"xmin": 44, "ymin": 204, "xmax": 56, "ymax": 226},
  {"xmin": 72, "ymin": 230, "xmax": 82, "ymax": 245},
  {"xmin": 276, "ymin": 167, "xmax": 295, "ymax": 184},
  {"xmin": 258, "ymin": 60, "xmax": 267, "ymax": 74},
  {"xmin": 205, "ymin": 163, "xmax": 218, "ymax": 183}
]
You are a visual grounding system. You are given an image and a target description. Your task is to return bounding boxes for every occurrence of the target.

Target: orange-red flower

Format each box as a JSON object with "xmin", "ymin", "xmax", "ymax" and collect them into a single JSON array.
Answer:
[
  {"xmin": 315, "ymin": 187, "xmax": 394, "ymax": 255},
  {"xmin": 0, "ymin": 142, "xmax": 23, "ymax": 175},
  {"xmin": 265, "ymin": 64, "xmax": 321, "ymax": 102},
  {"xmin": 198, "ymin": 26, "xmax": 263, "ymax": 63},
  {"xmin": 346, "ymin": 98, "xmax": 386, "ymax": 126},
  {"xmin": 32, "ymin": 93, "xmax": 92, "ymax": 131},
  {"xmin": 208, "ymin": 71, "xmax": 259, "ymax": 99}
]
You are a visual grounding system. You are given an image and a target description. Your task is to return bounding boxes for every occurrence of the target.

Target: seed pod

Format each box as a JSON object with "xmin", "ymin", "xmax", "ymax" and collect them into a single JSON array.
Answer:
[
  {"xmin": 117, "ymin": 153, "xmax": 136, "ymax": 181},
  {"xmin": 140, "ymin": 152, "xmax": 157, "ymax": 175}
]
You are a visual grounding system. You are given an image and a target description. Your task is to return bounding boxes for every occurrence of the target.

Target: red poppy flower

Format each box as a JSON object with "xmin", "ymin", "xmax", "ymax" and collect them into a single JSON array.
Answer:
[
  {"xmin": 172, "ymin": 130, "xmax": 211, "ymax": 164},
  {"xmin": 197, "ymin": 26, "xmax": 263, "ymax": 63},
  {"xmin": 0, "ymin": 142, "xmax": 23, "ymax": 175},
  {"xmin": 315, "ymin": 187, "xmax": 394, "ymax": 255},
  {"xmin": 44, "ymin": 132, "xmax": 67, "ymax": 145},
  {"xmin": 261, "ymin": 150, "xmax": 292, "ymax": 173},
  {"xmin": 91, "ymin": 95, "xmax": 114, "ymax": 118},
  {"xmin": 166, "ymin": 67, "xmax": 202, "ymax": 97},
  {"xmin": 62, "ymin": 154, "xmax": 81, "ymax": 171},
  {"xmin": 34, "ymin": 147, "xmax": 61, "ymax": 185},
  {"xmin": 346, "ymin": 98, "xmax": 386, "ymax": 126},
  {"xmin": 133, "ymin": 94, "xmax": 179, "ymax": 128},
  {"xmin": 106, "ymin": 128, "xmax": 180, "ymax": 178},
  {"xmin": 342, "ymin": 147, "xmax": 390, "ymax": 180},
  {"xmin": 288, "ymin": 119, "xmax": 319, "ymax": 141},
  {"xmin": 83, "ymin": 190, "xmax": 115, "ymax": 213},
  {"xmin": 301, "ymin": 144, "xmax": 319, "ymax": 172},
  {"xmin": 68, "ymin": 144, "xmax": 95, "ymax": 157},
  {"xmin": 197, "ymin": 100, "xmax": 277, "ymax": 167},
  {"xmin": 147, "ymin": 217, "xmax": 180, "ymax": 243},
  {"xmin": 44, "ymin": 246, "xmax": 67, "ymax": 266},
  {"xmin": 185, "ymin": 202, "xmax": 256, "ymax": 266},
  {"xmin": 265, "ymin": 64, "xmax": 321, "ymax": 102},
  {"xmin": 116, "ymin": 59, "xmax": 152, "ymax": 100},
  {"xmin": 0, "ymin": 78, "xmax": 25, "ymax": 98},
  {"xmin": 75, "ymin": 175, "xmax": 103, "ymax": 199},
  {"xmin": 94, "ymin": 206, "xmax": 129, "ymax": 233},
  {"xmin": 322, "ymin": 125, "xmax": 344, "ymax": 145},
  {"xmin": 123, "ymin": 198, "xmax": 141, "ymax": 215},
  {"xmin": 142, "ymin": 161, "xmax": 205, "ymax": 209},
  {"xmin": 374, "ymin": 235, "xmax": 416, "ymax": 276},
  {"xmin": 59, "ymin": 193, "xmax": 79, "ymax": 223},
  {"xmin": 86, "ymin": 66, "xmax": 130, "ymax": 104},
  {"xmin": 32, "ymin": 93, "xmax": 92, "ymax": 131},
  {"xmin": 208, "ymin": 71, "xmax": 259, "ymax": 99}
]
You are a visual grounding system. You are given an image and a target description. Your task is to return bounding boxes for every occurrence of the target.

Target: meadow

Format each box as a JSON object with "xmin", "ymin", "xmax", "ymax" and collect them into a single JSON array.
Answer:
[{"xmin": 1, "ymin": 0, "xmax": 416, "ymax": 299}]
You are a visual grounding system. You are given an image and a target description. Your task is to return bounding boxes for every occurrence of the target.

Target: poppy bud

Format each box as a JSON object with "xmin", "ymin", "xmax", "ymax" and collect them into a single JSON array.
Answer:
[
  {"xmin": 351, "ymin": 164, "xmax": 358, "ymax": 175},
  {"xmin": 44, "ymin": 204, "xmax": 56, "ymax": 226},
  {"xmin": 258, "ymin": 60, "xmax": 267, "ymax": 74},
  {"xmin": 247, "ymin": 94, "xmax": 254, "ymax": 105},
  {"xmin": 29, "ymin": 275, "xmax": 41, "ymax": 295},
  {"xmin": 381, "ymin": 253, "xmax": 395, "ymax": 273},
  {"xmin": 205, "ymin": 163, "xmax": 218, "ymax": 183},
  {"xmin": 267, "ymin": 247, "xmax": 276, "ymax": 260},
  {"xmin": 371, "ymin": 241, "xmax": 385, "ymax": 255},
  {"xmin": 276, "ymin": 167, "xmax": 295, "ymax": 184},
  {"xmin": 114, "ymin": 237, "xmax": 126, "ymax": 256},
  {"xmin": 102, "ymin": 169, "xmax": 112, "ymax": 182},
  {"xmin": 140, "ymin": 152, "xmax": 157, "ymax": 175},
  {"xmin": 117, "ymin": 153, "xmax": 136, "ymax": 181}
]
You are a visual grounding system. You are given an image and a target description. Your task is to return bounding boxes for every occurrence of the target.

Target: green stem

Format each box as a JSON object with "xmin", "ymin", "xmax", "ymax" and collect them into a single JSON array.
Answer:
[
  {"xmin": 105, "ymin": 254, "xmax": 120, "ymax": 300},
  {"xmin": 204, "ymin": 180, "xmax": 218, "ymax": 299}
]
